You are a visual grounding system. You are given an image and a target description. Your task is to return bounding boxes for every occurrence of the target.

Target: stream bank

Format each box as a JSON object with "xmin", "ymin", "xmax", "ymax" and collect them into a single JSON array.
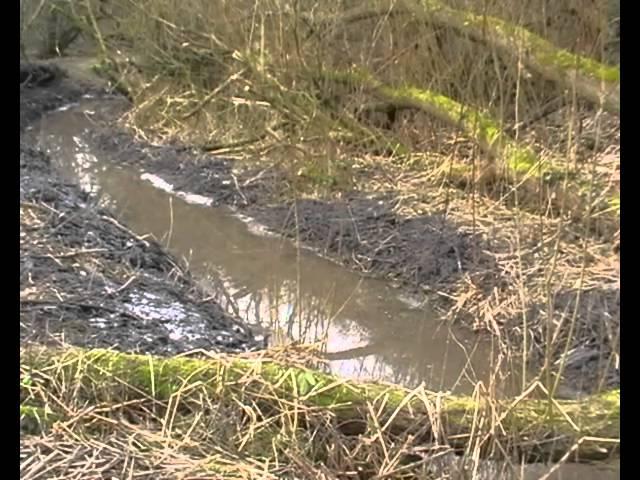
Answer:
[
  {"xmin": 19, "ymin": 59, "xmax": 620, "ymax": 480},
  {"xmin": 20, "ymin": 61, "xmax": 619, "ymax": 396},
  {"xmin": 21, "ymin": 62, "xmax": 265, "ymax": 356}
]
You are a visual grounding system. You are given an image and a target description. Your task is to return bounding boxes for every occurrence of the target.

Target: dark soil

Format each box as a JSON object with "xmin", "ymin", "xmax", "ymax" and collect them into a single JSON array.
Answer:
[
  {"xmin": 20, "ymin": 63, "xmax": 265, "ymax": 356},
  {"xmin": 246, "ymin": 198, "xmax": 496, "ymax": 291}
]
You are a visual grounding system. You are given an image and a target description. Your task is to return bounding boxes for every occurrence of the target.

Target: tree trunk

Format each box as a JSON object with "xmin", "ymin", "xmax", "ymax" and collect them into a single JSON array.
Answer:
[
  {"xmin": 318, "ymin": 68, "xmax": 540, "ymax": 173},
  {"xmin": 21, "ymin": 346, "xmax": 619, "ymax": 463},
  {"xmin": 322, "ymin": 1, "xmax": 619, "ymax": 113}
]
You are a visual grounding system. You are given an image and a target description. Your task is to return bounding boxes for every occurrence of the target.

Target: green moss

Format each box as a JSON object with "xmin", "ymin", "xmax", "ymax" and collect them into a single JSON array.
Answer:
[
  {"xmin": 24, "ymin": 346, "xmax": 619, "ymax": 415},
  {"xmin": 381, "ymin": 80, "xmax": 541, "ymax": 174},
  {"xmin": 441, "ymin": 389, "xmax": 620, "ymax": 443},
  {"xmin": 608, "ymin": 194, "xmax": 620, "ymax": 214},
  {"xmin": 90, "ymin": 55, "xmax": 122, "ymax": 77},
  {"xmin": 418, "ymin": 0, "xmax": 619, "ymax": 84},
  {"xmin": 21, "ymin": 346, "xmax": 620, "ymax": 461},
  {"xmin": 317, "ymin": 68, "xmax": 550, "ymax": 173},
  {"xmin": 20, "ymin": 404, "xmax": 58, "ymax": 434},
  {"xmin": 503, "ymin": 144, "xmax": 541, "ymax": 173},
  {"xmin": 492, "ymin": 18, "xmax": 618, "ymax": 83},
  {"xmin": 397, "ymin": 86, "xmax": 459, "ymax": 113},
  {"xmin": 20, "ymin": 404, "xmax": 55, "ymax": 420},
  {"xmin": 542, "ymin": 47, "xmax": 620, "ymax": 83}
]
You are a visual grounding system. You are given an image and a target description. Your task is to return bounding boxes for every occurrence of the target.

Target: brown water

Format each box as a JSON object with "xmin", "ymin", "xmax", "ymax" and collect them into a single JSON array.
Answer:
[
  {"xmin": 31, "ymin": 99, "xmax": 507, "ymax": 393},
  {"xmin": 29, "ymin": 101, "xmax": 619, "ymax": 479}
]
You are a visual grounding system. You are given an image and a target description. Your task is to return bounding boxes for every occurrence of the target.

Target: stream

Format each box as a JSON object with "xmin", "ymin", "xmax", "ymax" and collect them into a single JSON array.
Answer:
[{"xmin": 27, "ymin": 98, "xmax": 619, "ymax": 479}]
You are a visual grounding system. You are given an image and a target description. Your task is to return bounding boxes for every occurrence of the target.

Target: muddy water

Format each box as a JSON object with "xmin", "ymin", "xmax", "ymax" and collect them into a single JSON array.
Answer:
[
  {"xmin": 93, "ymin": 173, "xmax": 497, "ymax": 389},
  {"xmin": 30, "ymin": 99, "xmax": 512, "ymax": 394},
  {"xmin": 29, "ymin": 100, "xmax": 619, "ymax": 479}
]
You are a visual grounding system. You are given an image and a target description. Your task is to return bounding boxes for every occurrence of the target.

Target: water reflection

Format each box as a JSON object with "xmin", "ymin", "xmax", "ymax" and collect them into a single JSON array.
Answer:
[{"xmin": 36, "ymin": 101, "xmax": 518, "ymax": 395}]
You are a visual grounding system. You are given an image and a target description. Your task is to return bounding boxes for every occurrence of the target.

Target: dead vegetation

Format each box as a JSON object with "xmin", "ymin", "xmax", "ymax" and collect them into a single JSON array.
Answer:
[
  {"xmin": 20, "ymin": 345, "xmax": 619, "ymax": 479},
  {"xmin": 21, "ymin": 0, "xmax": 620, "ymax": 399},
  {"xmin": 20, "ymin": 0, "xmax": 620, "ymax": 476}
]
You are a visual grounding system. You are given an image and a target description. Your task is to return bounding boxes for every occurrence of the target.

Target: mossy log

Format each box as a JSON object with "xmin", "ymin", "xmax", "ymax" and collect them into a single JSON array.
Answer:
[
  {"xmin": 321, "ymin": 69, "xmax": 541, "ymax": 174},
  {"xmin": 21, "ymin": 346, "xmax": 619, "ymax": 462},
  {"xmin": 329, "ymin": 1, "xmax": 619, "ymax": 113},
  {"xmin": 231, "ymin": 51, "xmax": 410, "ymax": 156}
]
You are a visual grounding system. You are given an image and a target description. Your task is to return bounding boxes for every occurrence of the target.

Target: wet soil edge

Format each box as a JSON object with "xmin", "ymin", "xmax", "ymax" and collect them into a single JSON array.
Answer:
[{"xmin": 20, "ymin": 62, "xmax": 266, "ymax": 356}]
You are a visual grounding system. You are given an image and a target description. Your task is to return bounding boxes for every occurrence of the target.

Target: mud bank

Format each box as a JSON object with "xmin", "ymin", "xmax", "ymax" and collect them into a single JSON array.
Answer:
[
  {"xmin": 20, "ymin": 62, "xmax": 619, "ymax": 395},
  {"xmin": 20, "ymin": 63, "xmax": 265, "ymax": 355},
  {"xmin": 85, "ymin": 88, "xmax": 618, "ymax": 394}
]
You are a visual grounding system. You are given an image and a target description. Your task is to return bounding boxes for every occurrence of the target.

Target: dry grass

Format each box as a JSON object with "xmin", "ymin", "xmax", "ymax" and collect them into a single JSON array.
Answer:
[
  {"xmin": 20, "ymin": 345, "xmax": 619, "ymax": 479},
  {"xmin": 20, "ymin": 0, "xmax": 620, "ymax": 476}
]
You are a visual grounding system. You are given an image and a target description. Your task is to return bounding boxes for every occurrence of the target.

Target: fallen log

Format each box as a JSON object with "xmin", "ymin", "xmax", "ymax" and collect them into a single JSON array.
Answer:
[
  {"xmin": 319, "ymin": 1, "xmax": 619, "ymax": 113},
  {"xmin": 319, "ymin": 68, "xmax": 542, "ymax": 174},
  {"xmin": 21, "ymin": 346, "xmax": 619, "ymax": 462},
  {"xmin": 410, "ymin": 0, "xmax": 620, "ymax": 113}
]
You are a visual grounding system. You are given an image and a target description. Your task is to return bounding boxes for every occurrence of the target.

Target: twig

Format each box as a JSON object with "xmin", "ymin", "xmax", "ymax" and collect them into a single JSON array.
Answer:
[
  {"xmin": 231, "ymin": 173, "xmax": 248, "ymax": 205},
  {"xmin": 32, "ymin": 248, "xmax": 109, "ymax": 259},
  {"xmin": 100, "ymin": 215, "xmax": 151, "ymax": 246},
  {"xmin": 181, "ymin": 69, "xmax": 247, "ymax": 120}
]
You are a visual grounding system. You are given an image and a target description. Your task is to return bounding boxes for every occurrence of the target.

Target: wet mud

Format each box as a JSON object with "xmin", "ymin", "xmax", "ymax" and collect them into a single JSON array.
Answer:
[
  {"xmin": 90, "ymin": 111, "xmax": 493, "ymax": 299},
  {"xmin": 20, "ymin": 63, "xmax": 264, "ymax": 356}
]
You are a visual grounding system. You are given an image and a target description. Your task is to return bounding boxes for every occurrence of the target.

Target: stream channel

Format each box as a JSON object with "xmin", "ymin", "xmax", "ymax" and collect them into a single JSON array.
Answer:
[{"xmin": 29, "ymin": 98, "xmax": 619, "ymax": 479}]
